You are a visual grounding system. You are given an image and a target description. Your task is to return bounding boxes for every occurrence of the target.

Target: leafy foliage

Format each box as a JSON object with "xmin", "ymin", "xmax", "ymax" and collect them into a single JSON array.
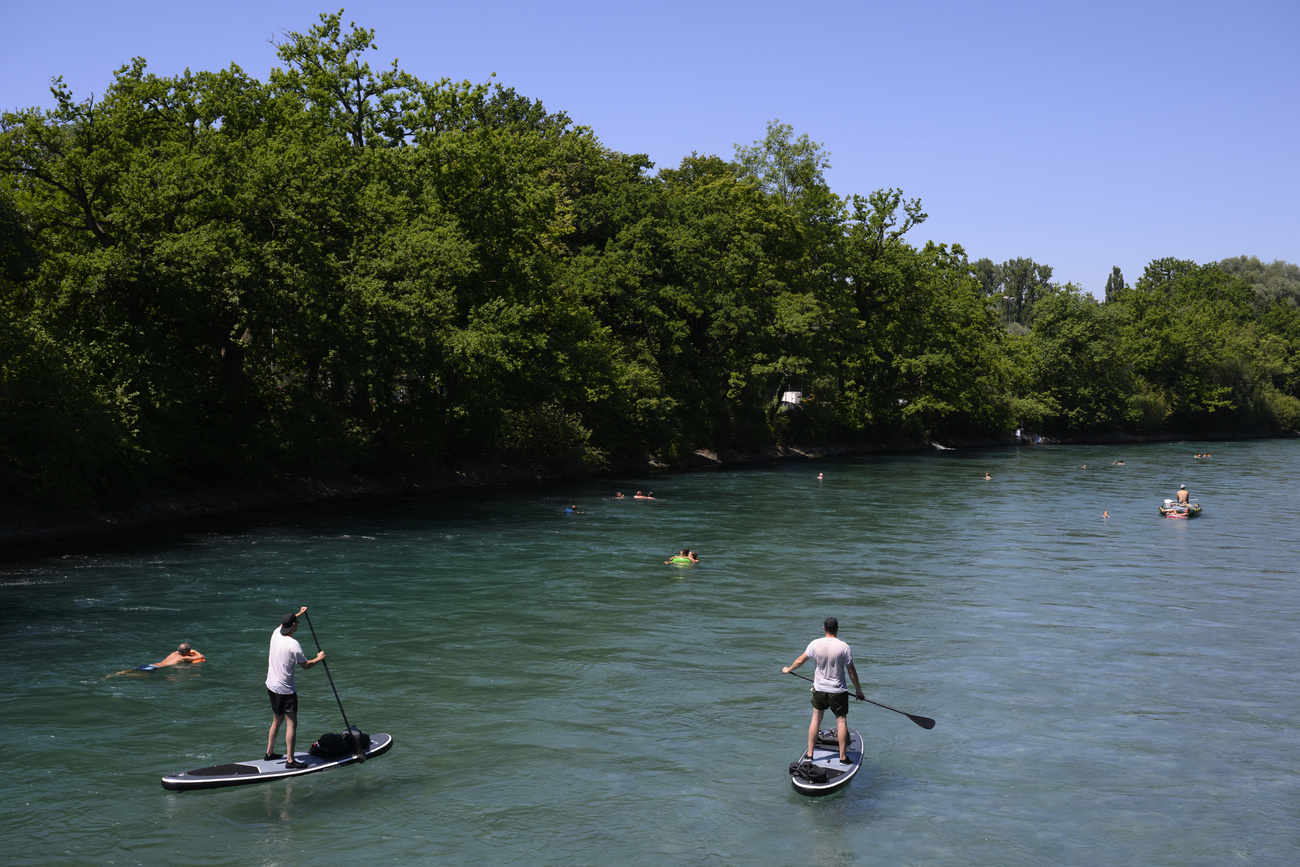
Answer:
[{"xmin": 1, "ymin": 15, "xmax": 1297, "ymax": 514}]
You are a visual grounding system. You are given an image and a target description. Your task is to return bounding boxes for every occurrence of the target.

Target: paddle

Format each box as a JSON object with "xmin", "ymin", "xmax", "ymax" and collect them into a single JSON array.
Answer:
[
  {"xmin": 787, "ymin": 671, "xmax": 936, "ymax": 730},
  {"xmin": 302, "ymin": 611, "xmax": 365, "ymax": 762}
]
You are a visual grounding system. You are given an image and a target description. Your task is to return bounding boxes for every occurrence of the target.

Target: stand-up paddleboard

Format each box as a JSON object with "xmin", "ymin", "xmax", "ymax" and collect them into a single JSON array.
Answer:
[
  {"xmin": 790, "ymin": 727, "xmax": 863, "ymax": 796},
  {"xmin": 161, "ymin": 733, "xmax": 393, "ymax": 791}
]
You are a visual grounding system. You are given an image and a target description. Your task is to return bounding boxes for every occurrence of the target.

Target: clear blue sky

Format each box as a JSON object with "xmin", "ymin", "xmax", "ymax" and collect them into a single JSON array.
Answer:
[{"xmin": 5, "ymin": 0, "xmax": 1297, "ymax": 296}]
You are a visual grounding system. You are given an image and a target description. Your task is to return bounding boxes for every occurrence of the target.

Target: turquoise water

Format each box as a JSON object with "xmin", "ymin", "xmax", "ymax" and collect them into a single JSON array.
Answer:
[{"xmin": 3, "ymin": 441, "xmax": 1299, "ymax": 865}]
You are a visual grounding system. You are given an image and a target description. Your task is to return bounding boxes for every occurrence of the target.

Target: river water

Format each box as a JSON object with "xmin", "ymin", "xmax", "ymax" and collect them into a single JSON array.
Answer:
[{"xmin": 2, "ymin": 440, "xmax": 1298, "ymax": 866}]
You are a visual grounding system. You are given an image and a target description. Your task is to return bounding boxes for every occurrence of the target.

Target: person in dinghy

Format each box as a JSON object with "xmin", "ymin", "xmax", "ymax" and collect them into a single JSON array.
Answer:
[
  {"xmin": 782, "ymin": 617, "xmax": 865, "ymax": 765},
  {"xmin": 265, "ymin": 607, "xmax": 326, "ymax": 768}
]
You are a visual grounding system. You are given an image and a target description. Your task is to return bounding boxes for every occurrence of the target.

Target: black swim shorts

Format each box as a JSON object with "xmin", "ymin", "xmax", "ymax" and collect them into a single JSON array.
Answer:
[
  {"xmin": 812, "ymin": 689, "xmax": 849, "ymax": 718},
  {"xmin": 268, "ymin": 688, "xmax": 298, "ymax": 715}
]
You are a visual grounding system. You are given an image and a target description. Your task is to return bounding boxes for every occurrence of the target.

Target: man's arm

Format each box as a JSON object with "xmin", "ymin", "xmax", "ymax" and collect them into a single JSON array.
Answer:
[
  {"xmin": 846, "ymin": 661, "xmax": 865, "ymax": 700},
  {"xmin": 783, "ymin": 652, "xmax": 810, "ymax": 674},
  {"xmin": 294, "ymin": 606, "xmax": 320, "ymax": 668}
]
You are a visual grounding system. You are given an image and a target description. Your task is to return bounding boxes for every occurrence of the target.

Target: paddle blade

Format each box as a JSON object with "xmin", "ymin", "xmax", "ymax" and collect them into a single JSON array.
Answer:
[{"xmin": 909, "ymin": 714, "xmax": 937, "ymax": 730}]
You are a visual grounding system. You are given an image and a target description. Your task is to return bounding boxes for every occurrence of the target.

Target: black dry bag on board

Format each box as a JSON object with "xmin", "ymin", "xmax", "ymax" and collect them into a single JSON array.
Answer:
[
  {"xmin": 789, "ymin": 760, "xmax": 829, "ymax": 784},
  {"xmin": 310, "ymin": 726, "xmax": 371, "ymax": 758}
]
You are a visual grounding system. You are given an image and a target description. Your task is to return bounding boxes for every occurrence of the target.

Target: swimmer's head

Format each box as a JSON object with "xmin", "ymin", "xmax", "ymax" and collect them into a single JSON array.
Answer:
[
  {"xmin": 178, "ymin": 643, "xmax": 191, "ymax": 653},
  {"xmin": 823, "ymin": 616, "xmax": 839, "ymax": 636}
]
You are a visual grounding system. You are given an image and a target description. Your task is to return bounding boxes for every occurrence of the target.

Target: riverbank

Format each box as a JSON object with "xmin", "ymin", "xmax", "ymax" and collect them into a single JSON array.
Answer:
[
  {"xmin": 0, "ymin": 440, "xmax": 927, "ymax": 556},
  {"xmin": 2, "ymin": 429, "xmax": 1282, "ymax": 556}
]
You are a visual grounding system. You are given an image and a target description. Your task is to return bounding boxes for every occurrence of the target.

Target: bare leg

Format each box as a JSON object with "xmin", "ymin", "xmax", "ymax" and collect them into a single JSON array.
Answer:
[
  {"xmin": 806, "ymin": 708, "xmax": 825, "ymax": 759},
  {"xmin": 267, "ymin": 713, "xmax": 284, "ymax": 757},
  {"xmin": 836, "ymin": 714, "xmax": 849, "ymax": 761},
  {"xmin": 285, "ymin": 712, "xmax": 298, "ymax": 760}
]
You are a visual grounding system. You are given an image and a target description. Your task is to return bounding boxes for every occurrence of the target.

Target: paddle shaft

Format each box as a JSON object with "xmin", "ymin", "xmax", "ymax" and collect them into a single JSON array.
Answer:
[
  {"xmin": 302, "ymin": 611, "xmax": 365, "ymax": 760},
  {"xmin": 787, "ymin": 671, "xmax": 936, "ymax": 730}
]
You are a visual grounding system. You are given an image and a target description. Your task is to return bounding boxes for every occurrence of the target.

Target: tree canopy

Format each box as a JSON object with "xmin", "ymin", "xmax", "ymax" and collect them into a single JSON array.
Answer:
[{"xmin": 2, "ymin": 11, "xmax": 1297, "ymax": 513}]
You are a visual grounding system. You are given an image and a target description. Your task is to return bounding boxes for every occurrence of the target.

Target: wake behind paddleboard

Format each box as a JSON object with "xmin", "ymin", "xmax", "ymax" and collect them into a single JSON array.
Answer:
[
  {"xmin": 790, "ymin": 727, "xmax": 863, "ymax": 796},
  {"xmin": 161, "ymin": 732, "xmax": 393, "ymax": 791}
]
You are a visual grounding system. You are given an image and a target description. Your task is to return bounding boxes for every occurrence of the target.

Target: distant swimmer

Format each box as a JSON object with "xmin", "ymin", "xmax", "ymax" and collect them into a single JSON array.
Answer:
[
  {"xmin": 687, "ymin": 549, "xmax": 700, "ymax": 563},
  {"xmin": 984, "ymin": 472, "xmax": 991, "ymax": 480},
  {"xmin": 634, "ymin": 491, "xmax": 655, "ymax": 499},
  {"xmin": 564, "ymin": 505, "xmax": 580, "ymax": 514},
  {"xmin": 817, "ymin": 473, "xmax": 823, "ymax": 481},
  {"xmin": 1112, "ymin": 460, "xmax": 1124, "ymax": 465},
  {"xmin": 666, "ymin": 548, "xmax": 693, "ymax": 565},
  {"xmin": 615, "ymin": 492, "xmax": 625, "ymax": 499},
  {"xmin": 108, "ymin": 643, "xmax": 205, "ymax": 677},
  {"xmin": 1194, "ymin": 453, "xmax": 1211, "ymax": 458},
  {"xmin": 1103, "ymin": 511, "xmax": 1109, "ymax": 519}
]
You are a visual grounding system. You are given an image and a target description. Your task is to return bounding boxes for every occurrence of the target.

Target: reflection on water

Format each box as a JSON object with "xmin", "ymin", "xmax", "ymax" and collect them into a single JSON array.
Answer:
[{"xmin": 2, "ymin": 440, "xmax": 1299, "ymax": 865}]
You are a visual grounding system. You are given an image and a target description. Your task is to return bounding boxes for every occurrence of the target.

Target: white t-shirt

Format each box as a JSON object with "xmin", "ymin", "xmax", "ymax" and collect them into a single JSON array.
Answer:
[
  {"xmin": 805, "ymin": 635, "xmax": 853, "ymax": 693},
  {"xmin": 266, "ymin": 627, "xmax": 308, "ymax": 695}
]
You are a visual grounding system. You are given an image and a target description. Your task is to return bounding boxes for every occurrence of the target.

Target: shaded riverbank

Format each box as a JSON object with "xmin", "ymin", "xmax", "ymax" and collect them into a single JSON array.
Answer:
[
  {"xmin": 3, "ymin": 430, "xmax": 1284, "ymax": 555},
  {"xmin": 0, "ymin": 442, "xmax": 883, "ymax": 554}
]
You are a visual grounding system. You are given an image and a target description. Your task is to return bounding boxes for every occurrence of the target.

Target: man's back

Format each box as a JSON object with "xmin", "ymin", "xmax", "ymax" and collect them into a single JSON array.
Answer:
[{"xmin": 806, "ymin": 635, "xmax": 852, "ymax": 693}]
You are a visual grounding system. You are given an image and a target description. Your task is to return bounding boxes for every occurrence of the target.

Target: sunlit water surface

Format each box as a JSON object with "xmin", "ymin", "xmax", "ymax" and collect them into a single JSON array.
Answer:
[{"xmin": 2, "ymin": 440, "xmax": 1298, "ymax": 866}]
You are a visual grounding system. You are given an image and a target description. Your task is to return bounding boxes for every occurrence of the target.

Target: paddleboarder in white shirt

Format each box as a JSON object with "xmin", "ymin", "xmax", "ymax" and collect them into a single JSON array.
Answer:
[
  {"xmin": 783, "ymin": 617, "xmax": 865, "ymax": 764},
  {"xmin": 265, "ymin": 606, "xmax": 326, "ymax": 767}
]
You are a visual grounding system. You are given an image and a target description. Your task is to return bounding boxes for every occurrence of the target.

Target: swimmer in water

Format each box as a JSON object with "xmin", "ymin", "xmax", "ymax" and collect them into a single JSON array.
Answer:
[
  {"xmin": 984, "ymin": 472, "xmax": 991, "ymax": 480},
  {"xmin": 614, "ymin": 492, "xmax": 625, "ymax": 499},
  {"xmin": 635, "ymin": 491, "xmax": 655, "ymax": 499},
  {"xmin": 107, "ymin": 643, "xmax": 205, "ymax": 678},
  {"xmin": 665, "ymin": 548, "xmax": 693, "ymax": 565}
]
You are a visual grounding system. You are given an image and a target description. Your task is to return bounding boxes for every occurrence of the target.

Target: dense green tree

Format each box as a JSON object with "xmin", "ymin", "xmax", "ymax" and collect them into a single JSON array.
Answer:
[
  {"xmin": 1103, "ymin": 266, "xmax": 1125, "ymax": 302},
  {"xmin": 837, "ymin": 192, "xmax": 1008, "ymax": 439},
  {"xmin": 970, "ymin": 257, "xmax": 1001, "ymax": 298},
  {"xmin": 2, "ymin": 15, "xmax": 1296, "ymax": 516},
  {"xmin": 733, "ymin": 119, "xmax": 832, "ymax": 211},
  {"xmin": 1217, "ymin": 255, "xmax": 1300, "ymax": 308},
  {"xmin": 999, "ymin": 258, "xmax": 1054, "ymax": 330},
  {"xmin": 1111, "ymin": 258, "xmax": 1297, "ymax": 432},
  {"xmin": 1021, "ymin": 286, "xmax": 1134, "ymax": 432}
]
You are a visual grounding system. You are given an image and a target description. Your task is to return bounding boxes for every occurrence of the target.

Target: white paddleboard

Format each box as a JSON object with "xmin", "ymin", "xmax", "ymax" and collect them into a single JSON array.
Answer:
[
  {"xmin": 161, "ymin": 732, "xmax": 393, "ymax": 791},
  {"xmin": 790, "ymin": 727, "xmax": 863, "ymax": 796}
]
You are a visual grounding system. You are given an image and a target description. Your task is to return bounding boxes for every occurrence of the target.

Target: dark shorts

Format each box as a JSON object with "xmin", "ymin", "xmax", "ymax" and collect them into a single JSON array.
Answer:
[
  {"xmin": 268, "ymin": 689, "xmax": 298, "ymax": 716},
  {"xmin": 812, "ymin": 690, "xmax": 849, "ymax": 718}
]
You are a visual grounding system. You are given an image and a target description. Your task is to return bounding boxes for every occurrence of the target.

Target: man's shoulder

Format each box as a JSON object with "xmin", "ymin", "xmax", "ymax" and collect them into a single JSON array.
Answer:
[
  {"xmin": 270, "ymin": 630, "xmax": 303, "ymax": 650},
  {"xmin": 809, "ymin": 635, "xmax": 849, "ymax": 652}
]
